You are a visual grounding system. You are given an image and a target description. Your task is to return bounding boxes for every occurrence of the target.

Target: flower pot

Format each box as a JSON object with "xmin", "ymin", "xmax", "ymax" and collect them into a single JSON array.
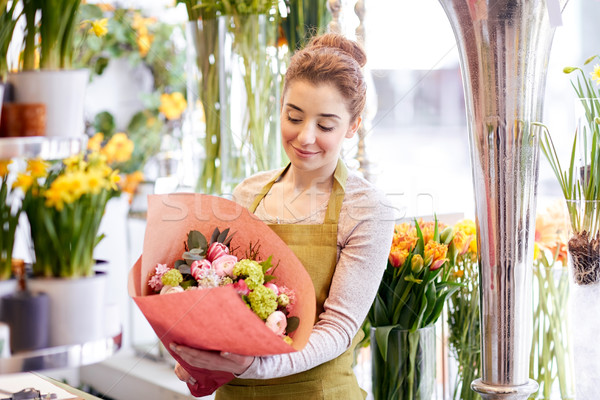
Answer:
[
  {"xmin": 564, "ymin": 199, "xmax": 600, "ymax": 400},
  {"xmin": 0, "ymin": 83, "xmax": 4, "ymax": 126},
  {"xmin": 370, "ymin": 325, "xmax": 436, "ymax": 400},
  {"xmin": 28, "ymin": 271, "xmax": 107, "ymax": 347},
  {"xmin": 0, "ymin": 103, "xmax": 46, "ymax": 137},
  {"xmin": 7, "ymin": 69, "xmax": 89, "ymax": 138},
  {"xmin": 0, "ymin": 279, "xmax": 17, "ymax": 320}
]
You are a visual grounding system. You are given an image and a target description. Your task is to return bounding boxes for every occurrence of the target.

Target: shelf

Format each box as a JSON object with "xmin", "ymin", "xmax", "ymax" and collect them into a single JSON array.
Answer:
[
  {"xmin": 0, "ymin": 332, "xmax": 122, "ymax": 374},
  {"xmin": 0, "ymin": 136, "xmax": 87, "ymax": 160}
]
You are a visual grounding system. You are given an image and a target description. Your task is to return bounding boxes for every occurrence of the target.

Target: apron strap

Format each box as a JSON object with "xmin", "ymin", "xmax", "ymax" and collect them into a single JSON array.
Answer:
[{"xmin": 248, "ymin": 159, "xmax": 348, "ymax": 224}]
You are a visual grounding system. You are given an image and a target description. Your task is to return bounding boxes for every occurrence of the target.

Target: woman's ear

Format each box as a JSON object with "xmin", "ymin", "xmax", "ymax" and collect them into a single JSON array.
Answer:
[{"xmin": 345, "ymin": 116, "xmax": 362, "ymax": 139}]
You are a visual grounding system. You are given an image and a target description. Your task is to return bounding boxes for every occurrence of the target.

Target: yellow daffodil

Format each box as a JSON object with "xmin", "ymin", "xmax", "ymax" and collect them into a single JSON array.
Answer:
[
  {"xmin": 87, "ymin": 132, "xmax": 104, "ymax": 152},
  {"xmin": 0, "ymin": 160, "xmax": 11, "ymax": 178},
  {"xmin": 89, "ymin": 18, "xmax": 109, "ymax": 37},
  {"xmin": 591, "ymin": 64, "xmax": 600, "ymax": 85},
  {"xmin": 26, "ymin": 158, "xmax": 49, "ymax": 178},
  {"xmin": 12, "ymin": 173, "xmax": 34, "ymax": 192},
  {"xmin": 86, "ymin": 169, "xmax": 107, "ymax": 195},
  {"xmin": 159, "ymin": 92, "xmax": 188, "ymax": 120}
]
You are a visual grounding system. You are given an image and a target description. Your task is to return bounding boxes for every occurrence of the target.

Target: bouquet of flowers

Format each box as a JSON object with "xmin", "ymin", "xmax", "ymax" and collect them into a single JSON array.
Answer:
[
  {"xmin": 129, "ymin": 193, "xmax": 315, "ymax": 396},
  {"xmin": 368, "ymin": 219, "xmax": 461, "ymax": 400},
  {"xmin": 147, "ymin": 227, "xmax": 299, "ymax": 342}
]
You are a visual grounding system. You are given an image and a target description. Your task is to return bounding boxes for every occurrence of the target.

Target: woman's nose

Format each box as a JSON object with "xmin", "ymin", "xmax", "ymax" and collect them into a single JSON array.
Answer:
[{"xmin": 297, "ymin": 124, "xmax": 316, "ymax": 145}]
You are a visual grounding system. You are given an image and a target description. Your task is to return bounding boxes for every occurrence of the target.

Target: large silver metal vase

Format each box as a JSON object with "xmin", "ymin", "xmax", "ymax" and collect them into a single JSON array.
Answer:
[{"xmin": 438, "ymin": 1, "xmax": 567, "ymax": 399}]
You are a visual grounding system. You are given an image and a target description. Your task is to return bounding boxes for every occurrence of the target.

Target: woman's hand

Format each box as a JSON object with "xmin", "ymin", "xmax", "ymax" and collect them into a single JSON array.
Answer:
[{"xmin": 170, "ymin": 343, "xmax": 255, "ymax": 376}]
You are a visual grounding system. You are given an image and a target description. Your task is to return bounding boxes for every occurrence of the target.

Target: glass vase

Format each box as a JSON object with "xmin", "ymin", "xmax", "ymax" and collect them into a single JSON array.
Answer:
[
  {"xmin": 530, "ymin": 265, "xmax": 574, "ymax": 400},
  {"xmin": 447, "ymin": 263, "xmax": 481, "ymax": 400},
  {"xmin": 218, "ymin": 13, "xmax": 282, "ymax": 194},
  {"xmin": 370, "ymin": 325, "xmax": 436, "ymax": 400},
  {"xmin": 565, "ymin": 199, "xmax": 600, "ymax": 400},
  {"xmin": 186, "ymin": 18, "xmax": 222, "ymax": 195}
]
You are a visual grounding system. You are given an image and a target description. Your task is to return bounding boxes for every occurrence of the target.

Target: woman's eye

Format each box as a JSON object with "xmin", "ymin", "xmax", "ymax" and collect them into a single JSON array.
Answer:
[
  {"xmin": 318, "ymin": 125, "xmax": 334, "ymax": 132},
  {"xmin": 287, "ymin": 115, "xmax": 301, "ymax": 123}
]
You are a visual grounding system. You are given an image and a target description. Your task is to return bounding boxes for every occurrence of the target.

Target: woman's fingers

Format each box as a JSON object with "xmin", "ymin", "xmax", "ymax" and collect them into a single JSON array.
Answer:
[
  {"xmin": 170, "ymin": 343, "xmax": 254, "ymax": 375},
  {"xmin": 174, "ymin": 362, "xmax": 196, "ymax": 385}
]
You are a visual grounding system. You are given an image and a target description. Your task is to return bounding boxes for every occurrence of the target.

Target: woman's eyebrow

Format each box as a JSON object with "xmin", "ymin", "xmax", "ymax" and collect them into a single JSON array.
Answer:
[{"xmin": 285, "ymin": 103, "xmax": 340, "ymax": 119}]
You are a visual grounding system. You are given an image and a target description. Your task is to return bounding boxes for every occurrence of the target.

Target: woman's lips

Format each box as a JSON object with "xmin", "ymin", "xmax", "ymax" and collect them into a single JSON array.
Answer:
[{"xmin": 292, "ymin": 146, "xmax": 318, "ymax": 158}]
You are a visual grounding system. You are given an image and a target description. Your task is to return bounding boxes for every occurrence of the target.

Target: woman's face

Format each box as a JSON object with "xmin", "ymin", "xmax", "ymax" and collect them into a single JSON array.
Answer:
[{"xmin": 280, "ymin": 80, "xmax": 360, "ymax": 177}]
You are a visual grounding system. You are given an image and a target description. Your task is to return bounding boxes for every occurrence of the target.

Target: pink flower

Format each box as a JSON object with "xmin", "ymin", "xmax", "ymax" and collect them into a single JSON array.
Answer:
[
  {"xmin": 264, "ymin": 282, "xmax": 279, "ymax": 296},
  {"xmin": 277, "ymin": 285, "xmax": 296, "ymax": 307},
  {"xmin": 148, "ymin": 263, "xmax": 171, "ymax": 292},
  {"xmin": 233, "ymin": 279, "xmax": 250, "ymax": 296},
  {"xmin": 212, "ymin": 254, "xmax": 238, "ymax": 277},
  {"xmin": 191, "ymin": 259, "xmax": 212, "ymax": 280},
  {"xmin": 206, "ymin": 242, "xmax": 229, "ymax": 262},
  {"xmin": 265, "ymin": 311, "xmax": 287, "ymax": 336}
]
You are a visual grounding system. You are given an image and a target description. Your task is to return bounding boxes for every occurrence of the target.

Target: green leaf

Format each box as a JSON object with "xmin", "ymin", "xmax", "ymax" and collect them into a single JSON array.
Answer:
[
  {"xmin": 93, "ymin": 111, "xmax": 115, "ymax": 136},
  {"xmin": 210, "ymin": 227, "xmax": 220, "ymax": 244},
  {"xmin": 286, "ymin": 316, "xmax": 299, "ymax": 333},
  {"xmin": 188, "ymin": 230, "xmax": 207, "ymax": 251},
  {"xmin": 260, "ymin": 256, "xmax": 273, "ymax": 274},
  {"xmin": 373, "ymin": 325, "xmax": 396, "ymax": 362}
]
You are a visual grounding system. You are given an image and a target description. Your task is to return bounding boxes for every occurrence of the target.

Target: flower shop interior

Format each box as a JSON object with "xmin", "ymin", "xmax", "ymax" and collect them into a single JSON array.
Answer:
[{"xmin": 1, "ymin": 0, "xmax": 599, "ymax": 399}]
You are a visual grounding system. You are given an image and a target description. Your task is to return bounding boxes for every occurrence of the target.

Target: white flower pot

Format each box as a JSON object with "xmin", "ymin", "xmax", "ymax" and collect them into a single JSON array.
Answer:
[
  {"xmin": 28, "ymin": 271, "xmax": 107, "ymax": 346},
  {"xmin": 8, "ymin": 69, "xmax": 89, "ymax": 138}
]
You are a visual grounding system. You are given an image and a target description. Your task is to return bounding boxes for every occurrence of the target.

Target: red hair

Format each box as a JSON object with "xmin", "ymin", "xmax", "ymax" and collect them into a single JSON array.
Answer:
[{"xmin": 283, "ymin": 33, "xmax": 367, "ymax": 122}]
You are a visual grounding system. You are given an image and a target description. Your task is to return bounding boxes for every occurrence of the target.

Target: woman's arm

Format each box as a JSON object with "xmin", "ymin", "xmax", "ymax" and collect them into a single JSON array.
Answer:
[{"xmin": 236, "ymin": 178, "xmax": 396, "ymax": 379}]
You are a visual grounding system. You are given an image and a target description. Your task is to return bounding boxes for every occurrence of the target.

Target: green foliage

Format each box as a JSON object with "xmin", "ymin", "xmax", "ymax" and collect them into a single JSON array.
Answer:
[
  {"xmin": 0, "ymin": 171, "xmax": 21, "ymax": 279},
  {"xmin": 540, "ymin": 55, "xmax": 600, "ymax": 234},
  {"xmin": 20, "ymin": 0, "xmax": 83, "ymax": 70},
  {"xmin": 0, "ymin": 0, "xmax": 19, "ymax": 80},
  {"xmin": 280, "ymin": 0, "xmax": 330, "ymax": 52}
]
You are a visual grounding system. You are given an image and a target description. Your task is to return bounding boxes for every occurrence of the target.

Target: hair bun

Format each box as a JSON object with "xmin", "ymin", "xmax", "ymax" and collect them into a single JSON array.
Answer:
[{"xmin": 307, "ymin": 33, "xmax": 367, "ymax": 68}]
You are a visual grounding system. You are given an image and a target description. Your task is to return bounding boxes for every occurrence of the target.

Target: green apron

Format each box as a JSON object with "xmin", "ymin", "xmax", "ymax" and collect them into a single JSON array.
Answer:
[{"xmin": 216, "ymin": 160, "xmax": 365, "ymax": 400}]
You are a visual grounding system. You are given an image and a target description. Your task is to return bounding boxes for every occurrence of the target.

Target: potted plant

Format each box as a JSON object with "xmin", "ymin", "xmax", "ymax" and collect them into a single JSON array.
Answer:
[
  {"xmin": 12, "ymin": 149, "xmax": 122, "ymax": 346},
  {"xmin": 8, "ymin": 0, "xmax": 107, "ymax": 138},
  {"xmin": 540, "ymin": 54, "xmax": 600, "ymax": 400}
]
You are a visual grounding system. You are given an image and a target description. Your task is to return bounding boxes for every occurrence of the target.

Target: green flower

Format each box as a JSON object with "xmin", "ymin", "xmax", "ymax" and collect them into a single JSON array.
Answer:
[
  {"xmin": 233, "ymin": 259, "xmax": 264, "ymax": 290},
  {"xmin": 162, "ymin": 269, "xmax": 183, "ymax": 287},
  {"xmin": 248, "ymin": 285, "xmax": 277, "ymax": 320}
]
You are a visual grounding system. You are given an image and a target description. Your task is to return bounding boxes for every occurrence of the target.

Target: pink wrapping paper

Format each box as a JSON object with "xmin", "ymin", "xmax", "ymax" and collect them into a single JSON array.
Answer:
[{"xmin": 128, "ymin": 194, "xmax": 316, "ymax": 396}]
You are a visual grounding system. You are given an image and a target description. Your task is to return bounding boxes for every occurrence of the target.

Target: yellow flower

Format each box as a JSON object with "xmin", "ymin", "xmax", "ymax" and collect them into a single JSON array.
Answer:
[
  {"xmin": 87, "ymin": 132, "xmax": 104, "ymax": 152},
  {"xmin": 591, "ymin": 64, "xmax": 600, "ymax": 85},
  {"xmin": 0, "ymin": 160, "xmax": 11, "ymax": 178},
  {"xmin": 26, "ymin": 158, "xmax": 49, "ymax": 178},
  {"xmin": 454, "ymin": 219, "xmax": 477, "ymax": 254},
  {"xmin": 101, "ymin": 133, "xmax": 134, "ymax": 164},
  {"xmin": 86, "ymin": 170, "xmax": 107, "ymax": 195},
  {"xmin": 418, "ymin": 219, "xmax": 447, "ymax": 245},
  {"xmin": 159, "ymin": 92, "xmax": 188, "ymax": 120},
  {"xmin": 12, "ymin": 173, "xmax": 34, "ymax": 192},
  {"xmin": 424, "ymin": 241, "xmax": 448, "ymax": 271},
  {"xmin": 119, "ymin": 171, "xmax": 145, "ymax": 201},
  {"xmin": 64, "ymin": 154, "xmax": 86, "ymax": 172},
  {"xmin": 137, "ymin": 33, "xmax": 154, "ymax": 57},
  {"xmin": 89, "ymin": 18, "xmax": 109, "ymax": 37}
]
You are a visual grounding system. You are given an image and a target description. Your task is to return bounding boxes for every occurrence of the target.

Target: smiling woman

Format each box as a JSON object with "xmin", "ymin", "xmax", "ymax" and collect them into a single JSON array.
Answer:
[{"xmin": 172, "ymin": 33, "xmax": 396, "ymax": 400}]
